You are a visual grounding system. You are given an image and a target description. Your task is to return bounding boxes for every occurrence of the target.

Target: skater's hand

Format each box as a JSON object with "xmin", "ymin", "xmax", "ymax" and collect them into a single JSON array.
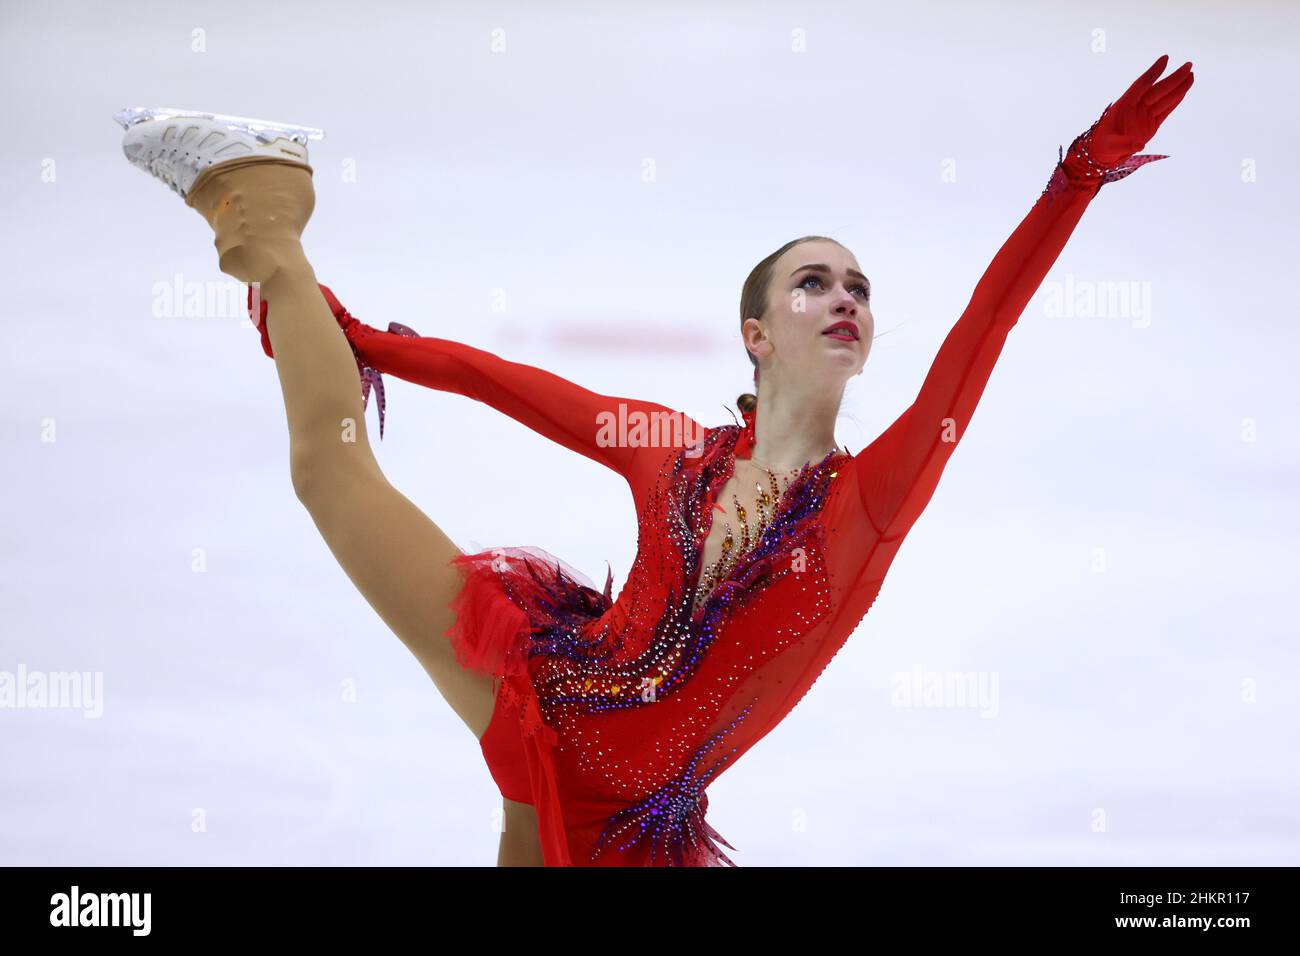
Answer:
[{"xmin": 1089, "ymin": 54, "xmax": 1194, "ymax": 165}]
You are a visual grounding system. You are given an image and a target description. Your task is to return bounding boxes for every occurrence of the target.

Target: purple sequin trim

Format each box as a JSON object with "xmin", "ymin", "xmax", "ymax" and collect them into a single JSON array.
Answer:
[
  {"xmin": 353, "ymin": 321, "xmax": 419, "ymax": 440},
  {"xmin": 1041, "ymin": 101, "xmax": 1169, "ymax": 205},
  {"xmin": 590, "ymin": 696, "xmax": 757, "ymax": 867}
]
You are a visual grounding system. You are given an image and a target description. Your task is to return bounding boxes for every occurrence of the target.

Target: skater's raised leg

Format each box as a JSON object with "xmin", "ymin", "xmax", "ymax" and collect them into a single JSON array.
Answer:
[{"xmin": 115, "ymin": 111, "xmax": 499, "ymax": 741}]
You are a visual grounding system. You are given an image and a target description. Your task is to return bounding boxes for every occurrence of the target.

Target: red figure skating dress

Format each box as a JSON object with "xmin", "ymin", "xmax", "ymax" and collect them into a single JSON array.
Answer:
[{"xmin": 248, "ymin": 108, "xmax": 1167, "ymax": 865}]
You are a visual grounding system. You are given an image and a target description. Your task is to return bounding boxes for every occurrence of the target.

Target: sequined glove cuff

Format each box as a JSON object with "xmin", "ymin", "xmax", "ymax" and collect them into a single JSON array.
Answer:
[{"xmin": 1040, "ymin": 102, "xmax": 1169, "ymax": 205}]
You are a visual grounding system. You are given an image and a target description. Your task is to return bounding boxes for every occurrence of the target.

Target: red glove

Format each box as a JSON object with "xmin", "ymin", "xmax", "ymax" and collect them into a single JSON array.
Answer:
[
  {"xmin": 245, "ymin": 282, "xmax": 419, "ymax": 440},
  {"xmin": 1088, "ymin": 54, "xmax": 1195, "ymax": 165},
  {"xmin": 245, "ymin": 282, "xmax": 358, "ymax": 358},
  {"xmin": 247, "ymin": 282, "xmax": 273, "ymax": 358},
  {"xmin": 1046, "ymin": 54, "xmax": 1195, "ymax": 201}
]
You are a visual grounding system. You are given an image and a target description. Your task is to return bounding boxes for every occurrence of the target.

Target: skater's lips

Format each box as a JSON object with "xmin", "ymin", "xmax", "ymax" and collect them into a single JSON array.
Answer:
[{"xmin": 822, "ymin": 320, "xmax": 859, "ymax": 340}]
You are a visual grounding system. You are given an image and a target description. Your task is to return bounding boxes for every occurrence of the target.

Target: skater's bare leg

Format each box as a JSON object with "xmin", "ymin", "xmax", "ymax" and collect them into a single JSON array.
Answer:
[
  {"xmin": 188, "ymin": 163, "xmax": 498, "ymax": 740},
  {"xmin": 498, "ymin": 799, "xmax": 545, "ymax": 866}
]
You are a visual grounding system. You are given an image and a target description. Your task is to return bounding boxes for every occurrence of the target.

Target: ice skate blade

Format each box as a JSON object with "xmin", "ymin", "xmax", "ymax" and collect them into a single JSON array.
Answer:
[{"xmin": 111, "ymin": 106, "xmax": 325, "ymax": 145}]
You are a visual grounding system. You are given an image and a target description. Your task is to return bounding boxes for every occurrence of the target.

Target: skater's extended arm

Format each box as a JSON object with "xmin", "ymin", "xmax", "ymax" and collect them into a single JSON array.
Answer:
[
  {"xmin": 852, "ymin": 56, "xmax": 1193, "ymax": 539},
  {"xmin": 252, "ymin": 286, "xmax": 705, "ymax": 486},
  {"xmin": 352, "ymin": 325, "xmax": 703, "ymax": 481}
]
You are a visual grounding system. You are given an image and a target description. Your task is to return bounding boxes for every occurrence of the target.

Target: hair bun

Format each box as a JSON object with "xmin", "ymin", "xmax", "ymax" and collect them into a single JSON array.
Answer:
[{"xmin": 737, "ymin": 392, "xmax": 758, "ymax": 415}]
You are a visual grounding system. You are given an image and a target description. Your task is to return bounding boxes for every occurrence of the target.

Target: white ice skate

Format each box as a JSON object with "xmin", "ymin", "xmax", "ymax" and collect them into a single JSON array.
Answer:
[{"xmin": 112, "ymin": 107, "xmax": 325, "ymax": 201}]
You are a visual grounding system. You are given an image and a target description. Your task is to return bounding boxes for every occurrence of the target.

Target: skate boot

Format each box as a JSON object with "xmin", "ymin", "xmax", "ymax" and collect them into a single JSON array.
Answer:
[
  {"xmin": 111, "ymin": 106, "xmax": 324, "ymax": 203},
  {"xmin": 114, "ymin": 106, "xmax": 325, "ymax": 283}
]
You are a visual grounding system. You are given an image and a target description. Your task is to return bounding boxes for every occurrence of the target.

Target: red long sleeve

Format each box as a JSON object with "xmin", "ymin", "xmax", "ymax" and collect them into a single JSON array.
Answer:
[
  {"xmin": 345, "ymin": 322, "xmax": 703, "ymax": 484},
  {"xmin": 850, "ymin": 149, "xmax": 1124, "ymax": 540},
  {"xmin": 248, "ymin": 285, "xmax": 704, "ymax": 490}
]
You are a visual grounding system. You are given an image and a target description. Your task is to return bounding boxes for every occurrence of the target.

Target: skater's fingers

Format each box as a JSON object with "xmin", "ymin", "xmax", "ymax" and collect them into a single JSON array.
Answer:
[
  {"xmin": 1151, "ymin": 73, "xmax": 1194, "ymax": 126},
  {"xmin": 1116, "ymin": 53, "xmax": 1171, "ymax": 109},
  {"xmin": 1142, "ymin": 61, "xmax": 1192, "ymax": 105},
  {"xmin": 1143, "ymin": 61, "xmax": 1193, "ymax": 108},
  {"xmin": 1153, "ymin": 71, "xmax": 1194, "ymax": 114},
  {"xmin": 1147, "ymin": 68, "xmax": 1194, "ymax": 112}
]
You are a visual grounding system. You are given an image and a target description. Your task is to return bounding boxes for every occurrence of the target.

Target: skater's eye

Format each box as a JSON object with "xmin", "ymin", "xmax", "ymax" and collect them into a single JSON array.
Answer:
[{"xmin": 797, "ymin": 275, "xmax": 870, "ymax": 300}]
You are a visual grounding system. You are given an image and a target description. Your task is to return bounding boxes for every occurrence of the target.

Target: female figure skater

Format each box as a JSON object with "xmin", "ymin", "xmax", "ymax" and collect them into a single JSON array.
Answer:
[{"xmin": 113, "ymin": 54, "xmax": 1193, "ymax": 866}]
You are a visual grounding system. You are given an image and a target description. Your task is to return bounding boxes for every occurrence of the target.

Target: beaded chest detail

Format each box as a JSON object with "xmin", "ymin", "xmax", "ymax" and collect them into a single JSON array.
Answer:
[{"xmin": 530, "ymin": 423, "xmax": 844, "ymax": 722}]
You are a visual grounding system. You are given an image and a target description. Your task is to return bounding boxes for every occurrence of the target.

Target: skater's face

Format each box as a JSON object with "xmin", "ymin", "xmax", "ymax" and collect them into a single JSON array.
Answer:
[{"xmin": 744, "ymin": 240, "xmax": 872, "ymax": 383}]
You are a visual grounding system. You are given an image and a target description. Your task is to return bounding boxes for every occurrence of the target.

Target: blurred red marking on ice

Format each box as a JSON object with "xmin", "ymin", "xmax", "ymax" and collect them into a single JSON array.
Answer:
[{"xmin": 494, "ymin": 321, "xmax": 727, "ymax": 356}]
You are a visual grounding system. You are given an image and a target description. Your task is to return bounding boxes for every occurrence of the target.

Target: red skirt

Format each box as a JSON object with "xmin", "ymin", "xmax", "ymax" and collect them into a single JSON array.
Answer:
[{"xmin": 444, "ymin": 545, "xmax": 614, "ymax": 866}]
